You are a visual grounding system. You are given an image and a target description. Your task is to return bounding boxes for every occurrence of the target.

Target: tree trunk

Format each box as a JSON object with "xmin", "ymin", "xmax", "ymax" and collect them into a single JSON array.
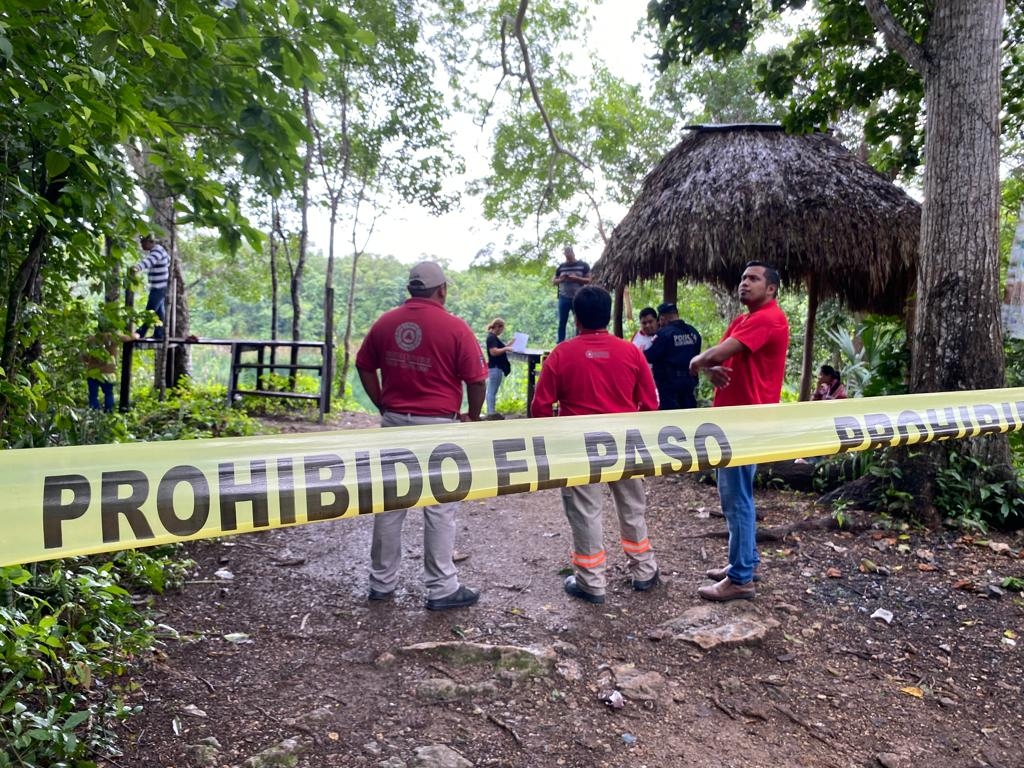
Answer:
[
  {"xmin": 270, "ymin": 199, "xmax": 281, "ymax": 349},
  {"xmin": 799, "ymin": 272, "xmax": 819, "ymax": 400},
  {"xmin": 866, "ymin": 0, "xmax": 1009, "ymax": 520}
]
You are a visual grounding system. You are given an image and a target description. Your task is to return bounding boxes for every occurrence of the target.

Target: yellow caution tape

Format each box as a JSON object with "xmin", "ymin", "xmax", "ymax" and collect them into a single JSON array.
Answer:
[{"xmin": 2, "ymin": 388, "xmax": 1021, "ymax": 567}]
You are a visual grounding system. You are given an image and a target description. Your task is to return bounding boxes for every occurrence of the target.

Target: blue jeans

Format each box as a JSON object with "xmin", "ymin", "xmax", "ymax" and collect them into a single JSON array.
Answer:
[
  {"xmin": 88, "ymin": 378, "xmax": 115, "ymax": 412},
  {"xmin": 717, "ymin": 464, "xmax": 760, "ymax": 584},
  {"xmin": 138, "ymin": 286, "xmax": 166, "ymax": 339},
  {"xmin": 557, "ymin": 295, "xmax": 574, "ymax": 343},
  {"xmin": 486, "ymin": 367, "xmax": 505, "ymax": 415}
]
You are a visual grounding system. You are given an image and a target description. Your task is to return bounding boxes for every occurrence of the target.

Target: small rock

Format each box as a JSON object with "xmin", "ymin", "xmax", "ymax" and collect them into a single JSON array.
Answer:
[
  {"xmin": 876, "ymin": 753, "xmax": 902, "ymax": 768},
  {"xmin": 242, "ymin": 736, "xmax": 306, "ymax": 768},
  {"xmin": 938, "ymin": 697, "xmax": 958, "ymax": 708},
  {"xmin": 364, "ymin": 741, "xmax": 383, "ymax": 756},
  {"xmin": 555, "ymin": 658, "xmax": 583, "ymax": 681},
  {"xmin": 181, "ymin": 704, "xmax": 207, "ymax": 718},
  {"xmin": 214, "ymin": 568, "xmax": 234, "ymax": 580},
  {"xmin": 599, "ymin": 689, "xmax": 625, "ymax": 709},
  {"xmin": 185, "ymin": 738, "xmax": 222, "ymax": 768},
  {"xmin": 987, "ymin": 584, "xmax": 1005, "ymax": 599},
  {"xmin": 621, "ymin": 733, "xmax": 637, "ymax": 745},
  {"xmin": 412, "ymin": 744, "xmax": 473, "ymax": 768},
  {"xmin": 773, "ymin": 603, "xmax": 802, "ymax": 615}
]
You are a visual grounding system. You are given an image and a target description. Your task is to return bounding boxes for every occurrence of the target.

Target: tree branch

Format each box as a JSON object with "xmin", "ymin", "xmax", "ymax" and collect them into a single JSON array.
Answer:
[
  {"xmin": 863, "ymin": 0, "xmax": 929, "ymax": 76},
  {"xmin": 503, "ymin": 0, "xmax": 590, "ymax": 170}
]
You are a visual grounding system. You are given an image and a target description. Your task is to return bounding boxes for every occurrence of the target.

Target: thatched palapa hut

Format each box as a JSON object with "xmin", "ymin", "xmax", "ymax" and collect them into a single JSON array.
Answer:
[{"xmin": 593, "ymin": 124, "xmax": 921, "ymax": 398}]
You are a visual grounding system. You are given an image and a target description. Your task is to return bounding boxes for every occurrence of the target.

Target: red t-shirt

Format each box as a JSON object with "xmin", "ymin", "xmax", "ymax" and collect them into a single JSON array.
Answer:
[
  {"xmin": 531, "ymin": 329, "xmax": 658, "ymax": 417},
  {"xmin": 712, "ymin": 299, "xmax": 790, "ymax": 407},
  {"xmin": 356, "ymin": 298, "xmax": 487, "ymax": 414}
]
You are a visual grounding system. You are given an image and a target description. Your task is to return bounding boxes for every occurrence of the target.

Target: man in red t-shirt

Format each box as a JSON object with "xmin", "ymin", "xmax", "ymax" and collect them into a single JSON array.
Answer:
[
  {"xmin": 689, "ymin": 261, "xmax": 790, "ymax": 602},
  {"xmin": 356, "ymin": 261, "xmax": 487, "ymax": 611},
  {"xmin": 532, "ymin": 286, "xmax": 660, "ymax": 604}
]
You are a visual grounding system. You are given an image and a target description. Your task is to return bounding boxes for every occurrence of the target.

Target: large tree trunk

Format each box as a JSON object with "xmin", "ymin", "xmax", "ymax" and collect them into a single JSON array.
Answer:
[{"xmin": 866, "ymin": 0, "xmax": 1009, "ymax": 521}]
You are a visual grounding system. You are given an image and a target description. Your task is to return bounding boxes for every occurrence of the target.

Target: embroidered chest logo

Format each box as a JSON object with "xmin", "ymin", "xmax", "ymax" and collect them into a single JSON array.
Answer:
[{"xmin": 395, "ymin": 322, "xmax": 422, "ymax": 352}]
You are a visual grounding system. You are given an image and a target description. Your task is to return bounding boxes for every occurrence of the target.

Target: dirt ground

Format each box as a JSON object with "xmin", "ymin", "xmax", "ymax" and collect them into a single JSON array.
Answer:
[{"xmin": 106, "ymin": 412, "xmax": 1024, "ymax": 768}]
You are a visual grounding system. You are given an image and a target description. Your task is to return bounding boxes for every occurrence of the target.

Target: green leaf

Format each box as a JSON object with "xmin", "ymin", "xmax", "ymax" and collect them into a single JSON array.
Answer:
[{"xmin": 45, "ymin": 151, "xmax": 70, "ymax": 178}]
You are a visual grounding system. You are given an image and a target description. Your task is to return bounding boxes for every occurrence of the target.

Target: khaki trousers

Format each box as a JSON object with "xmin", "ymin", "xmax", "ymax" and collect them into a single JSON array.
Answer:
[
  {"xmin": 561, "ymin": 478, "xmax": 657, "ymax": 595},
  {"xmin": 369, "ymin": 411, "xmax": 460, "ymax": 600}
]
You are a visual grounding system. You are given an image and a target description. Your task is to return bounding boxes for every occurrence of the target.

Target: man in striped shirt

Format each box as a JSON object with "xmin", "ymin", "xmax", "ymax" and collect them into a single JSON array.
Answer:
[{"xmin": 135, "ymin": 235, "xmax": 169, "ymax": 340}]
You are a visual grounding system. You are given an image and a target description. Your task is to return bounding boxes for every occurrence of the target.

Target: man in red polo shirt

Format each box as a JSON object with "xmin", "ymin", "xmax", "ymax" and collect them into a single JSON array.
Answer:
[
  {"xmin": 356, "ymin": 261, "xmax": 487, "ymax": 611},
  {"xmin": 532, "ymin": 285, "xmax": 660, "ymax": 604},
  {"xmin": 689, "ymin": 260, "xmax": 789, "ymax": 601}
]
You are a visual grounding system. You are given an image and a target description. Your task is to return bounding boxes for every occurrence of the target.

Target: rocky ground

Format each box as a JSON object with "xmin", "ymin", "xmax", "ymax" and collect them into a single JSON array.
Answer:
[{"xmin": 105, "ymin": 412, "xmax": 1024, "ymax": 768}]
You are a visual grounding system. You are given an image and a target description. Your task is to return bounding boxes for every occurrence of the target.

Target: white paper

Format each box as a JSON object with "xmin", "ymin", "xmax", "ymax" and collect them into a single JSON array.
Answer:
[{"xmin": 511, "ymin": 332, "xmax": 529, "ymax": 353}]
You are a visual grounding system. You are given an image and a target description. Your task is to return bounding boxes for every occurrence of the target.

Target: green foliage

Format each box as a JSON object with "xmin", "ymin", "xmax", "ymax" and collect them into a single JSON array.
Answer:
[
  {"xmin": 475, "ymin": 5, "xmax": 675, "ymax": 258},
  {"xmin": 935, "ymin": 451, "xmax": 1024, "ymax": 533},
  {"xmin": 647, "ymin": 0, "xmax": 1022, "ymax": 179},
  {"xmin": 0, "ymin": 557, "xmax": 164, "ymax": 767},
  {"xmin": 825, "ymin": 316, "xmax": 909, "ymax": 397},
  {"xmin": 126, "ymin": 384, "xmax": 259, "ymax": 441}
]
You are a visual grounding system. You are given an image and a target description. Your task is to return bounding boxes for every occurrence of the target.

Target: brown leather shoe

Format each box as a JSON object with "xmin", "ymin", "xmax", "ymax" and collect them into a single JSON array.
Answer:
[
  {"xmin": 705, "ymin": 565, "xmax": 761, "ymax": 582},
  {"xmin": 698, "ymin": 577, "xmax": 755, "ymax": 602}
]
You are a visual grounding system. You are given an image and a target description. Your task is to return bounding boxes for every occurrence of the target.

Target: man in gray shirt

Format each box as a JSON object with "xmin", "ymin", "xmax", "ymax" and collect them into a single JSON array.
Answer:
[{"xmin": 552, "ymin": 245, "xmax": 591, "ymax": 343}]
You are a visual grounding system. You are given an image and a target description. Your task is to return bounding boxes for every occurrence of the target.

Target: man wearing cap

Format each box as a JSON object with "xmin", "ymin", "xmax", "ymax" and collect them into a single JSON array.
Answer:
[
  {"xmin": 688, "ymin": 261, "xmax": 789, "ymax": 602},
  {"xmin": 644, "ymin": 302, "xmax": 702, "ymax": 410},
  {"xmin": 356, "ymin": 261, "xmax": 487, "ymax": 611},
  {"xmin": 532, "ymin": 285, "xmax": 661, "ymax": 605}
]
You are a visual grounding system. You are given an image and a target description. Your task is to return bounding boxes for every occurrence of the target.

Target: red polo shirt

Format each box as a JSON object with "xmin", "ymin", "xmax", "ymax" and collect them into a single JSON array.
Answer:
[
  {"xmin": 712, "ymin": 299, "xmax": 790, "ymax": 407},
  {"xmin": 356, "ymin": 298, "xmax": 487, "ymax": 415},
  {"xmin": 531, "ymin": 329, "xmax": 658, "ymax": 417}
]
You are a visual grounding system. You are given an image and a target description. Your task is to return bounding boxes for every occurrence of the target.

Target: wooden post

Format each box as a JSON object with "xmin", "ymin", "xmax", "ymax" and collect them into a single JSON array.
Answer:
[
  {"xmin": 799, "ymin": 273, "xmax": 820, "ymax": 400},
  {"xmin": 613, "ymin": 283, "xmax": 625, "ymax": 338},
  {"xmin": 663, "ymin": 262, "xmax": 678, "ymax": 304}
]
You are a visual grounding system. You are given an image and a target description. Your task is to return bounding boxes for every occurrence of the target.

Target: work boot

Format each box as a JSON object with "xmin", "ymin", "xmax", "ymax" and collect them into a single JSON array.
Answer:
[
  {"xmin": 705, "ymin": 565, "xmax": 761, "ymax": 582},
  {"xmin": 563, "ymin": 575, "xmax": 605, "ymax": 604},
  {"xmin": 697, "ymin": 577, "xmax": 755, "ymax": 602}
]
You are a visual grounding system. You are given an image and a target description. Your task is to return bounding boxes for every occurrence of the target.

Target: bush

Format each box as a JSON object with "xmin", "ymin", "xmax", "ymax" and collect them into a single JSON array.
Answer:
[{"xmin": 0, "ymin": 554, "xmax": 183, "ymax": 767}]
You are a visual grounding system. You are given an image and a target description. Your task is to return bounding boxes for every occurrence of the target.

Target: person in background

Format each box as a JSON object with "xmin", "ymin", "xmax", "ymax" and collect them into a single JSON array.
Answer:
[
  {"xmin": 83, "ymin": 319, "xmax": 120, "ymax": 413},
  {"xmin": 135, "ymin": 235, "xmax": 170, "ymax": 340},
  {"xmin": 688, "ymin": 261, "xmax": 789, "ymax": 602},
  {"xmin": 356, "ymin": 260, "xmax": 487, "ymax": 611},
  {"xmin": 811, "ymin": 364, "xmax": 847, "ymax": 400},
  {"xmin": 552, "ymin": 245, "xmax": 591, "ymax": 343},
  {"xmin": 532, "ymin": 285, "xmax": 660, "ymax": 604},
  {"xmin": 631, "ymin": 307, "xmax": 658, "ymax": 353},
  {"xmin": 485, "ymin": 318, "xmax": 514, "ymax": 420},
  {"xmin": 645, "ymin": 302, "xmax": 702, "ymax": 410}
]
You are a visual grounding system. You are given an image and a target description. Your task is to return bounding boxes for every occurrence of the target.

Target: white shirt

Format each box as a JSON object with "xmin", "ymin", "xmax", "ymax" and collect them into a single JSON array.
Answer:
[{"xmin": 631, "ymin": 331, "xmax": 654, "ymax": 353}]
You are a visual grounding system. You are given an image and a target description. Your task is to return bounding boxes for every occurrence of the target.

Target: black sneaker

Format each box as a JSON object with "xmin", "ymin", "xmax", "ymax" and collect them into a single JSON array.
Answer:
[
  {"xmin": 368, "ymin": 588, "xmax": 394, "ymax": 602},
  {"xmin": 425, "ymin": 585, "xmax": 479, "ymax": 611},
  {"xmin": 563, "ymin": 575, "xmax": 605, "ymax": 604}
]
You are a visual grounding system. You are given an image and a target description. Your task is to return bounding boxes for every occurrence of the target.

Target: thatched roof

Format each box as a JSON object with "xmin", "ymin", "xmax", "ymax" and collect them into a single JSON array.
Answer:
[{"xmin": 594, "ymin": 124, "xmax": 920, "ymax": 314}]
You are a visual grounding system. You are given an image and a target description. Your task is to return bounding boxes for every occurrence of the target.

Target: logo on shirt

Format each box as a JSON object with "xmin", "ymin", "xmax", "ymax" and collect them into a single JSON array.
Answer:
[
  {"xmin": 395, "ymin": 322, "xmax": 422, "ymax": 352},
  {"xmin": 584, "ymin": 350, "xmax": 610, "ymax": 359}
]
